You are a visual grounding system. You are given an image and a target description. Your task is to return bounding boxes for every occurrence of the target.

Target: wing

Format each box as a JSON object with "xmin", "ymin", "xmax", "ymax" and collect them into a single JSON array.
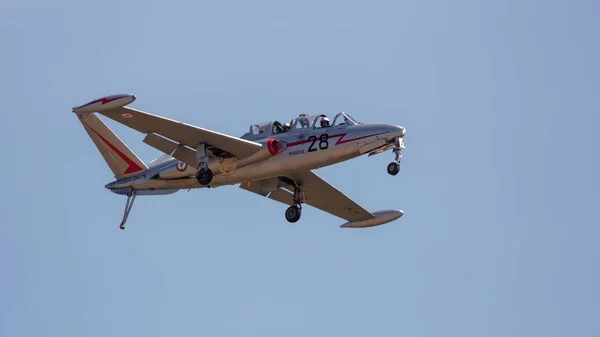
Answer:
[
  {"xmin": 240, "ymin": 170, "xmax": 375, "ymax": 222},
  {"xmin": 97, "ymin": 107, "xmax": 262, "ymax": 166}
]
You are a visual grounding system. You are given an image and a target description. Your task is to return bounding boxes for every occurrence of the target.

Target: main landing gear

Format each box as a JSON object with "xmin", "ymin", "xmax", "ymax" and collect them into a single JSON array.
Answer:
[
  {"xmin": 285, "ymin": 205, "xmax": 301, "ymax": 223},
  {"xmin": 119, "ymin": 190, "xmax": 137, "ymax": 230},
  {"xmin": 195, "ymin": 143, "xmax": 213, "ymax": 186},
  {"xmin": 387, "ymin": 137, "xmax": 405, "ymax": 176},
  {"xmin": 285, "ymin": 181, "xmax": 304, "ymax": 223},
  {"xmin": 196, "ymin": 167, "xmax": 213, "ymax": 185}
]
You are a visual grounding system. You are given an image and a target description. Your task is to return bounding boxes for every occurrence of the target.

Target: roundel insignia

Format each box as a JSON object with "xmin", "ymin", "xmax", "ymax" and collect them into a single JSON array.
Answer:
[
  {"xmin": 176, "ymin": 161, "xmax": 188, "ymax": 172},
  {"xmin": 121, "ymin": 112, "xmax": 136, "ymax": 119}
]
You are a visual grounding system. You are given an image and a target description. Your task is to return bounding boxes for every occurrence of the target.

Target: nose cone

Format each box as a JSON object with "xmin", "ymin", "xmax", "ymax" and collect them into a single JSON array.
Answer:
[
  {"xmin": 399, "ymin": 125, "xmax": 406, "ymax": 137},
  {"xmin": 392, "ymin": 125, "xmax": 406, "ymax": 138}
]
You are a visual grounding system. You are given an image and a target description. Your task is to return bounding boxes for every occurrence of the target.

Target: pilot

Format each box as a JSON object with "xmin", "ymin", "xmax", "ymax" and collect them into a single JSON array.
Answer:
[
  {"xmin": 320, "ymin": 116, "xmax": 330, "ymax": 128},
  {"xmin": 299, "ymin": 115, "xmax": 310, "ymax": 128},
  {"xmin": 282, "ymin": 123, "xmax": 291, "ymax": 132}
]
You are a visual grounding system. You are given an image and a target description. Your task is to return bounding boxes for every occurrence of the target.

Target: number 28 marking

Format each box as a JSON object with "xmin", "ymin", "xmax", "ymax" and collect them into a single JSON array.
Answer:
[{"xmin": 308, "ymin": 134, "xmax": 329, "ymax": 152}]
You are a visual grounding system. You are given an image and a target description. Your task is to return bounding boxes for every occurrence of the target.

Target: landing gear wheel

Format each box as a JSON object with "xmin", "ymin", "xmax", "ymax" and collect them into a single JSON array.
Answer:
[
  {"xmin": 387, "ymin": 162, "xmax": 400, "ymax": 176},
  {"xmin": 285, "ymin": 205, "xmax": 302, "ymax": 223},
  {"xmin": 196, "ymin": 168, "xmax": 213, "ymax": 185}
]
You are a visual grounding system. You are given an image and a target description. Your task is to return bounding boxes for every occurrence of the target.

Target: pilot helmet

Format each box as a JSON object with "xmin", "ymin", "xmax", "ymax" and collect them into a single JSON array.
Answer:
[
  {"xmin": 283, "ymin": 122, "xmax": 291, "ymax": 131},
  {"xmin": 320, "ymin": 116, "xmax": 330, "ymax": 128},
  {"xmin": 299, "ymin": 116, "xmax": 310, "ymax": 127}
]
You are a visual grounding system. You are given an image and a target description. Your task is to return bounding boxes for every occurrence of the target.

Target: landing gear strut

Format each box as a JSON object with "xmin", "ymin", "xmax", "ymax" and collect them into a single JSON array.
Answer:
[
  {"xmin": 387, "ymin": 137, "xmax": 404, "ymax": 176},
  {"xmin": 285, "ymin": 181, "xmax": 304, "ymax": 223},
  {"xmin": 119, "ymin": 190, "xmax": 137, "ymax": 230}
]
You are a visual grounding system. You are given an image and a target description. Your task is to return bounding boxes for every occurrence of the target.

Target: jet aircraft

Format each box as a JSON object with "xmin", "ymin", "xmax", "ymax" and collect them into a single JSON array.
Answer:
[{"xmin": 73, "ymin": 94, "xmax": 407, "ymax": 230}]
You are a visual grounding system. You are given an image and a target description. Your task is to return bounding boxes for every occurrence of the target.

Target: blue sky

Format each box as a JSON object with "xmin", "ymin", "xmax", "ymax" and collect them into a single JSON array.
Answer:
[{"xmin": 1, "ymin": 0, "xmax": 599, "ymax": 336}]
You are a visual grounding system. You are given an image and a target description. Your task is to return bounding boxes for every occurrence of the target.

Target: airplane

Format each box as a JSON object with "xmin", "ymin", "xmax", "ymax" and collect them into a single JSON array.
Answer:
[{"xmin": 73, "ymin": 93, "xmax": 407, "ymax": 230}]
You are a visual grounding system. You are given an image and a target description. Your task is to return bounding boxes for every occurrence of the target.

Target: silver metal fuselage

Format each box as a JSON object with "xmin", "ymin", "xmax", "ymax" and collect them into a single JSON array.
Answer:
[{"xmin": 105, "ymin": 123, "xmax": 406, "ymax": 195}]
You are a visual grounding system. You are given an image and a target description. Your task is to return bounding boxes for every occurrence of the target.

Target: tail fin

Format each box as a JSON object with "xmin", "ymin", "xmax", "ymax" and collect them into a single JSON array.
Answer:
[{"xmin": 77, "ymin": 113, "xmax": 148, "ymax": 178}]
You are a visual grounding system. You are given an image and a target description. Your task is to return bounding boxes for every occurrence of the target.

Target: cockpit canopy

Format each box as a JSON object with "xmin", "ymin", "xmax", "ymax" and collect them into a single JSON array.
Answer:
[
  {"xmin": 241, "ymin": 112, "xmax": 360, "ymax": 140},
  {"xmin": 290, "ymin": 112, "xmax": 360, "ymax": 131},
  {"xmin": 250, "ymin": 121, "xmax": 285, "ymax": 136}
]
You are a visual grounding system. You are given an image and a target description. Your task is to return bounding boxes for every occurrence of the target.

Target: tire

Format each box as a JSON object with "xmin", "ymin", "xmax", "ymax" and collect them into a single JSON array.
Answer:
[
  {"xmin": 387, "ymin": 162, "xmax": 400, "ymax": 176},
  {"xmin": 285, "ymin": 205, "xmax": 302, "ymax": 223},
  {"xmin": 197, "ymin": 168, "xmax": 213, "ymax": 185}
]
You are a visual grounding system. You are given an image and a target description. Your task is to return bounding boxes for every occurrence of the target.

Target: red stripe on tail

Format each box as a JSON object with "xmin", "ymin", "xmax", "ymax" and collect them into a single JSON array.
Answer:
[{"xmin": 89, "ymin": 128, "xmax": 144, "ymax": 174}]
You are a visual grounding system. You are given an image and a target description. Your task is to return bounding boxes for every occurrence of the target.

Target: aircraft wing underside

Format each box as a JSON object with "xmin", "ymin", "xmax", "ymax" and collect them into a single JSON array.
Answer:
[
  {"xmin": 98, "ymin": 107, "xmax": 262, "ymax": 164},
  {"xmin": 240, "ymin": 170, "xmax": 375, "ymax": 222}
]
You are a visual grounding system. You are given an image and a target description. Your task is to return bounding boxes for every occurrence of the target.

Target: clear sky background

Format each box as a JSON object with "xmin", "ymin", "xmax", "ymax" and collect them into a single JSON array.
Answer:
[{"xmin": 1, "ymin": 0, "xmax": 599, "ymax": 336}]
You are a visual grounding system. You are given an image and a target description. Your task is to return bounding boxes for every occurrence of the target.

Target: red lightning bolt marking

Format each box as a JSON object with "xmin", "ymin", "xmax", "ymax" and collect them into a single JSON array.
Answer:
[
  {"xmin": 77, "ymin": 95, "xmax": 129, "ymax": 109},
  {"xmin": 89, "ymin": 127, "xmax": 144, "ymax": 174}
]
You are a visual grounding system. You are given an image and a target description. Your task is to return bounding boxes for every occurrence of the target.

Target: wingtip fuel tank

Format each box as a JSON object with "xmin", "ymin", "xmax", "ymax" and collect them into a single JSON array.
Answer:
[
  {"xmin": 72, "ymin": 94, "xmax": 136, "ymax": 113},
  {"xmin": 340, "ymin": 209, "xmax": 404, "ymax": 228}
]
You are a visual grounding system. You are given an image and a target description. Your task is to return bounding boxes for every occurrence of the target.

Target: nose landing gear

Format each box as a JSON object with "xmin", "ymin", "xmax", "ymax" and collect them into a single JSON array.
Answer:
[
  {"xmin": 387, "ymin": 162, "xmax": 400, "ymax": 176},
  {"xmin": 284, "ymin": 180, "xmax": 304, "ymax": 223},
  {"xmin": 387, "ymin": 137, "xmax": 404, "ymax": 176}
]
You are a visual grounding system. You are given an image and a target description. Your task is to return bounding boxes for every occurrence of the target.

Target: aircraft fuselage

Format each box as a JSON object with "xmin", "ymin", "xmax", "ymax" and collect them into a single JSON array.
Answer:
[{"xmin": 105, "ymin": 123, "xmax": 405, "ymax": 195}]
